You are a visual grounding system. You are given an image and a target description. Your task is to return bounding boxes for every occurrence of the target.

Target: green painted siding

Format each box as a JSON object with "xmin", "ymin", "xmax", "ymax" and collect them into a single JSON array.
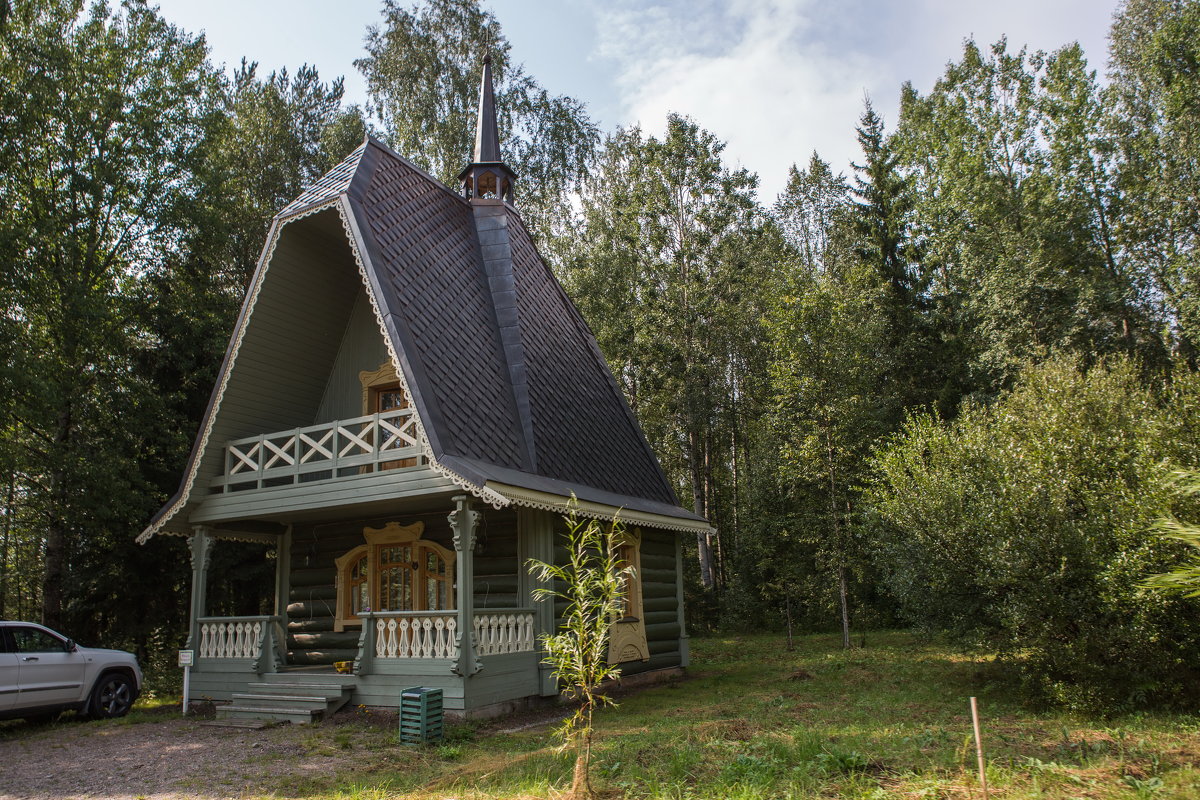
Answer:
[
  {"xmin": 184, "ymin": 210, "xmax": 363, "ymax": 531},
  {"xmin": 547, "ymin": 520, "xmax": 684, "ymax": 677},
  {"xmin": 314, "ymin": 289, "xmax": 390, "ymax": 424}
]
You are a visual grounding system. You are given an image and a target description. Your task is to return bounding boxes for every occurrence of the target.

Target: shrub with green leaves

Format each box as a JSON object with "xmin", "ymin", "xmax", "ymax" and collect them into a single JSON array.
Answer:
[{"xmin": 866, "ymin": 356, "xmax": 1200, "ymax": 710}]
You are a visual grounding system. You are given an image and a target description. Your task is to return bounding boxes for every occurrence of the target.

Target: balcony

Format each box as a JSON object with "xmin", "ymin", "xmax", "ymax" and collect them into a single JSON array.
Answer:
[
  {"xmin": 211, "ymin": 408, "xmax": 425, "ymax": 493},
  {"xmin": 191, "ymin": 408, "xmax": 459, "ymax": 525}
]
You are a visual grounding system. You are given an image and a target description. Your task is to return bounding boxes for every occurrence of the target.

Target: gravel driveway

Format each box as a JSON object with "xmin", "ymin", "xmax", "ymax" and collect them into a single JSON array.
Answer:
[{"xmin": 0, "ymin": 711, "xmax": 376, "ymax": 799}]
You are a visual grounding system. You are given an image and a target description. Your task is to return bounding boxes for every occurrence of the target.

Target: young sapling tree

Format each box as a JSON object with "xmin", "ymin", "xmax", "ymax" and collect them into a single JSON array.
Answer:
[{"xmin": 527, "ymin": 506, "xmax": 631, "ymax": 800}]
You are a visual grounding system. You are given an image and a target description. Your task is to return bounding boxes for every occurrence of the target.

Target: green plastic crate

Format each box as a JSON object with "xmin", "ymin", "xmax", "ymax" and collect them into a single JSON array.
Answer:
[{"xmin": 399, "ymin": 686, "xmax": 444, "ymax": 744}]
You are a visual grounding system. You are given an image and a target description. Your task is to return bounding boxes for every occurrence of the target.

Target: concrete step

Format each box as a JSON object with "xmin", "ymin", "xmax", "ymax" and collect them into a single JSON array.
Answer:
[
  {"xmin": 230, "ymin": 693, "xmax": 330, "ymax": 710},
  {"xmin": 218, "ymin": 704, "xmax": 320, "ymax": 725},
  {"xmin": 241, "ymin": 683, "xmax": 347, "ymax": 699},
  {"xmin": 214, "ymin": 679, "xmax": 353, "ymax": 725}
]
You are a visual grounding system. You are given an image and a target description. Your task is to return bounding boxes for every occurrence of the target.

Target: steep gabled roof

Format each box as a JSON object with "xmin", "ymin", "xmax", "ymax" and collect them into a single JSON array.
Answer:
[
  {"xmin": 141, "ymin": 76, "xmax": 708, "ymax": 543},
  {"xmin": 343, "ymin": 137, "xmax": 696, "ymax": 520}
]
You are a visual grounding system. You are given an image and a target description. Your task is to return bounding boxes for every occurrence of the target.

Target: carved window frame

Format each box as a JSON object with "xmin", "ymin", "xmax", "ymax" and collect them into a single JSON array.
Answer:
[
  {"xmin": 358, "ymin": 360, "xmax": 417, "ymax": 469},
  {"xmin": 333, "ymin": 521, "xmax": 456, "ymax": 632},
  {"xmin": 608, "ymin": 527, "xmax": 649, "ymax": 663}
]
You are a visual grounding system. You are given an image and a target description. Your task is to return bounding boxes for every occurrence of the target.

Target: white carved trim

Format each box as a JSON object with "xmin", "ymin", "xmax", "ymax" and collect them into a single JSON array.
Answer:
[
  {"xmin": 334, "ymin": 195, "xmax": 507, "ymax": 510},
  {"xmin": 137, "ymin": 199, "xmax": 345, "ymax": 544},
  {"xmin": 137, "ymin": 189, "xmax": 507, "ymax": 544},
  {"xmin": 484, "ymin": 482, "xmax": 714, "ymax": 535}
]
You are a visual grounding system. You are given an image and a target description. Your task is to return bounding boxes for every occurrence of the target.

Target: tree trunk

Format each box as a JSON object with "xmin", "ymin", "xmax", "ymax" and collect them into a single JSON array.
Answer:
[
  {"xmin": 690, "ymin": 428, "xmax": 715, "ymax": 590},
  {"xmin": 42, "ymin": 407, "xmax": 73, "ymax": 630},
  {"xmin": 785, "ymin": 592, "xmax": 794, "ymax": 652},
  {"xmin": 825, "ymin": 427, "xmax": 851, "ymax": 649},
  {"xmin": 838, "ymin": 564, "xmax": 851, "ymax": 650},
  {"xmin": 572, "ymin": 715, "xmax": 594, "ymax": 799},
  {"xmin": 0, "ymin": 467, "xmax": 14, "ymax": 619}
]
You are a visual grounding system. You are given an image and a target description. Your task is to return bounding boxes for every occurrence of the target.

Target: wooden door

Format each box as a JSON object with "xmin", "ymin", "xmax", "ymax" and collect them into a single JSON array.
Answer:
[{"xmin": 373, "ymin": 384, "xmax": 416, "ymax": 470}]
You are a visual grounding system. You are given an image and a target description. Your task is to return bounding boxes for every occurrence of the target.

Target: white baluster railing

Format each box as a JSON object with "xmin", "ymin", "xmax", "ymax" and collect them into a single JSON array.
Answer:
[
  {"xmin": 373, "ymin": 612, "xmax": 458, "ymax": 659},
  {"xmin": 474, "ymin": 611, "xmax": 536, "ymax": 655},
  {"xmin": 213, "ymin": 408, "xmax": 424, "ymax": 492},
  {"xmin": 196, "ymin": 615, "xmax": 284, "ymax": 672}
]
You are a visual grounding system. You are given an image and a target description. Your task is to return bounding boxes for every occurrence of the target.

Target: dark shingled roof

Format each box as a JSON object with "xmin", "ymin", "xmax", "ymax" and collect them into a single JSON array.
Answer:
[
  {"xmin": 338, "ymin": 138, "xmax": 693, "ymax": 520},
  {"xmin": 141, "ymin": 97, "xmax": 705, "ymax": 540}
]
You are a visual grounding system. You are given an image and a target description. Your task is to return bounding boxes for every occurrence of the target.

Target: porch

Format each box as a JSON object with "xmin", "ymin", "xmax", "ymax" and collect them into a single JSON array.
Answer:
[{"xmin": 186, "ymin": 609, "xmax": 542, "ymax": 718}]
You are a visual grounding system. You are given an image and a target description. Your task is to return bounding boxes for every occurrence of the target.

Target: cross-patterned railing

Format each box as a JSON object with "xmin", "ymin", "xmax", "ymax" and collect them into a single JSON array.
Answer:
[{"xmin": 211, "ymin": 408, "xmax": 423, "ymax": 492}]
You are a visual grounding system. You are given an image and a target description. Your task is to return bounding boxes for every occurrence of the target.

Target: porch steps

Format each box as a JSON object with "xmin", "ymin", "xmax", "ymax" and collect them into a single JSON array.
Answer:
[{"xmin": 216, "ymin": 677, "xmax": 353, "ymax": 725}]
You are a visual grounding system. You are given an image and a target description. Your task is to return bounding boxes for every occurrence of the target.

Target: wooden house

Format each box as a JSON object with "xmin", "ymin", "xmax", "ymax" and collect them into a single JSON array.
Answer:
[{"xmin": 138, "ymin": 58, "xmax": 711, "ymax": 722}]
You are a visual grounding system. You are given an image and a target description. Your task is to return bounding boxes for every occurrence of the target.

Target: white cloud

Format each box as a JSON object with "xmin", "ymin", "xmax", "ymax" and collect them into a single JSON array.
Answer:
[{"xmin": 591, "ymin": 0, "xmax": 1119, "ymax": 202}]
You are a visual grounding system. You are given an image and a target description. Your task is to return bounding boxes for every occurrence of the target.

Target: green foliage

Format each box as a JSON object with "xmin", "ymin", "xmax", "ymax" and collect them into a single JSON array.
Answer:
[
  {"xmin": 1109, "ymin": 0, "xmax": 1200, "ymax": 352},
  {"xmin": 356, "ymin": 0, "xmax": 599, "ymax": 239},
  {"xmin": 1143, "ymin": 472, "xmax": 1200, "ymax": 596},
  {"xmin": 558, "ymin": 114, "xmax": 774, "ymax": 605},
  {"xmin": 526, "ymin": 508, "xmax": 629, "ymax": 799},
  {"xmin": 0, "ymin": 0, "xmax": 213, "ymax": 635},
  {"xmin": 866, "ymin": 356, "xmax": 1200, "ymax": 710}
]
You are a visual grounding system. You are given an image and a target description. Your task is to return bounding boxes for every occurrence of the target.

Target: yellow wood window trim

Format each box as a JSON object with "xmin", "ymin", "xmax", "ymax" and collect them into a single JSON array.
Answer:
[
  {"xmin": 359, "ymin": 360, "xmax": 401, "ymax": 415},
  {"xmin": 608, "ymin": 527, "xmax": 649, "ymax": 663},
  {"xmin": 333, "ymin": 521, "xmax": 457, "ymax": 632}
]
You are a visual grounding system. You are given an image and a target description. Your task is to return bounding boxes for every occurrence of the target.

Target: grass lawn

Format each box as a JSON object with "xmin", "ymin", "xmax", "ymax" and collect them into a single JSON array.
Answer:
[
  {"xmin": 250, "ymin": 630, "xmax": 1200, "ymax": 799},
  {"xmin": 7, "ymin": 630, "xmax": 1197, "ymax": 798}
]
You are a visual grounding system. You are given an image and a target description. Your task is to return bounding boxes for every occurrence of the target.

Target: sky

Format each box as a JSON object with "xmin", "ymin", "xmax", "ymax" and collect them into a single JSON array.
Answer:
[{"xmin": 152, "ymin": 0, "xmax": 1123, "ymax": 201}]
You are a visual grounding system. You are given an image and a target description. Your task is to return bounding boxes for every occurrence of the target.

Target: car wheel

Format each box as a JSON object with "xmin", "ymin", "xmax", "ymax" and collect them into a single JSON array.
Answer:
[{"xmin": 88, "ymin": 673, "xmax": 134, "ymax": 719}]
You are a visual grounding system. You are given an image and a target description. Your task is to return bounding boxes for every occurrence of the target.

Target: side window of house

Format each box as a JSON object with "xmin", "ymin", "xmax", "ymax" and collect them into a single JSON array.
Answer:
[{"xmin": 334, "ymin": 521, "xmax": 456, "ymax": 631}]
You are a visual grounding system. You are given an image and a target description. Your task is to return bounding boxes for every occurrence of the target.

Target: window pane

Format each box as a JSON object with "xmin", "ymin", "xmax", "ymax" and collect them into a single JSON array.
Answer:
[{"xmin": 11, "ymin": 627, "xmax": 66, "ymax": 653}]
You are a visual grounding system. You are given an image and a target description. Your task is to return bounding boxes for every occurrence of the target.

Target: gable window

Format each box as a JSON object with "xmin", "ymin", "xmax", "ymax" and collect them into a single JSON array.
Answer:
[{"xmin": 334, "ymin": 521, "xmax": 456, "ymax": 631}]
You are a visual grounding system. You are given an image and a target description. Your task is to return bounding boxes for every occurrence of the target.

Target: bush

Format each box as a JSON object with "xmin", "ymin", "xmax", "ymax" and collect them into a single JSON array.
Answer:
[{"xmin": 865, "ymin": 356, "xmax": 1200, "ymax": 710}]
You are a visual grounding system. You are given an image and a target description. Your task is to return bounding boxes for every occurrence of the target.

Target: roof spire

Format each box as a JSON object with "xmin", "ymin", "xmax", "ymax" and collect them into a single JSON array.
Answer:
[
  {"xmin": 459, "ymin": 54, "xmax": 517, "ymax": 203},
  {"xmin": 473, "ymin": 54, "xmax": 501, "ymax": 164}
]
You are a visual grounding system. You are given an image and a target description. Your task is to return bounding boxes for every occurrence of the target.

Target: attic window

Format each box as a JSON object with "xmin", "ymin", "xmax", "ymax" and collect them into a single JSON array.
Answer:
[{"xmin": 334, "ymin": 521, "xmax": 456, "ymax": 631}]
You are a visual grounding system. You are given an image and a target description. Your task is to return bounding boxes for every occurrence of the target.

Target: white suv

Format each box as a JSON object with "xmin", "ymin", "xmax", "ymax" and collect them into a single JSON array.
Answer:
[{"xmin": 0, "ymin": 621, "xmax": 143, "ymax": 721}]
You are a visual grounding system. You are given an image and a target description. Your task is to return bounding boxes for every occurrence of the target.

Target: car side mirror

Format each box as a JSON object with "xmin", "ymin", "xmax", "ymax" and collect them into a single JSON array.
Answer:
[{"xmin": 65, "ymin": 639, "xmax": 77, "ymax": 652}]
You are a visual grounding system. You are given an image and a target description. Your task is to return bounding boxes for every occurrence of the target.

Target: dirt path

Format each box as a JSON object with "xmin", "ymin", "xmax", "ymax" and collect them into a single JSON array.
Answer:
[{"xmin": 0, "ymin": 713, "xmax": 360, "ymax": 799}]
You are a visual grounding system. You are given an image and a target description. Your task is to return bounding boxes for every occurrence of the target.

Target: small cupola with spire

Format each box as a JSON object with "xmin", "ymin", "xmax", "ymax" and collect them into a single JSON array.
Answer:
[{"xmin": 458, "ymin": 55, "xmax": 517, "ymax": 203}]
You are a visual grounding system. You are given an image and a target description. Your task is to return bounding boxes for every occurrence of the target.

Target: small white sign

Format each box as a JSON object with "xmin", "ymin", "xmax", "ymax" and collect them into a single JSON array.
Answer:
[{"xmin": 178, "ymin": 649, "xmax": 194, "ymax": 667}]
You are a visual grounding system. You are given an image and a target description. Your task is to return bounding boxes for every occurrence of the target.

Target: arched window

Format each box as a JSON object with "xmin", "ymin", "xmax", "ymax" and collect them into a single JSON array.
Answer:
[{"xmin": 334, "ymin": 521, "xmax": 456, "ymax": 631}]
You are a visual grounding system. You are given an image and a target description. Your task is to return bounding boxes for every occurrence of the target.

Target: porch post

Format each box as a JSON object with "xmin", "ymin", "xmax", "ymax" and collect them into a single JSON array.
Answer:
[
  {"xmin": 186, "ymin": 526, "xmax": 213, "ymax": 650},
  {"xmin": 521, "ymin": 508, "xmax": 558, "ymax": 696},
  {"xmin": 449, "ymin": 494, "xmax": 482, "ymax": 677},
  {"xmin": 274, "ymin": 525, "xmax": 292, "ymax": 619}
]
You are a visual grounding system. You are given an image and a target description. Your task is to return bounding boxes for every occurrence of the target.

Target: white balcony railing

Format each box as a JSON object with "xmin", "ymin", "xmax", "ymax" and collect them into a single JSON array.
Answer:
[
  {"xmin": 374, "ymin": 612, "xmax": 458, "ymax": 659},
  {"xmin": 475, "ymin": 611, "xmax": 537, "ymax": 655},
  {"xmin": 211, "ymin": 408, "xmax": 423, "ymax": 493}
]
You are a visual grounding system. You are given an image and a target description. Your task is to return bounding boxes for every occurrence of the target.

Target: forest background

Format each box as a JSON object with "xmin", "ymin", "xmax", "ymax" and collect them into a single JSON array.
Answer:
[{"xmin": 3, "ymin": 0, "xmax": 1200, "ymax": 712}]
